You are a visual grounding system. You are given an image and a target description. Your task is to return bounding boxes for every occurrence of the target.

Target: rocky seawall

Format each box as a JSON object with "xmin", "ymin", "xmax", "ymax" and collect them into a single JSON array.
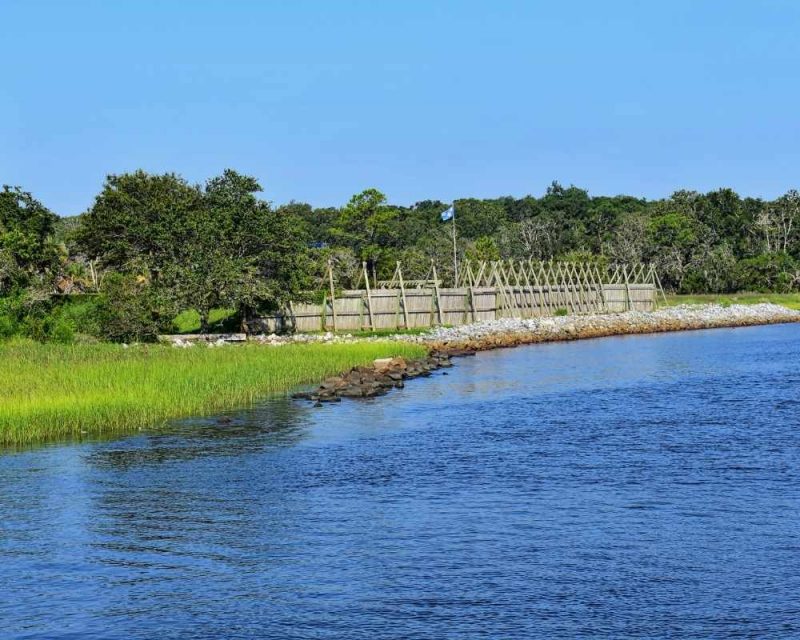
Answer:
[
  {"xmin": 414, "ymin": 304, "xmax": 800, "ymax": 353},
  {"xmin": 291, "ymin": 352, "xmax": 468, "ymax": 404},
  {"xmin": 288, "ymin": 304, "xmax": 799, "ymax": 405}
]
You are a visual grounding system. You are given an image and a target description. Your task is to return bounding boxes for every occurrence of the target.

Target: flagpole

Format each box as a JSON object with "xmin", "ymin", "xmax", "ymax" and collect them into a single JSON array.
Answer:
[{"xmin": 452, "ymin": 203, "xmax": 458, "ymax": 286}]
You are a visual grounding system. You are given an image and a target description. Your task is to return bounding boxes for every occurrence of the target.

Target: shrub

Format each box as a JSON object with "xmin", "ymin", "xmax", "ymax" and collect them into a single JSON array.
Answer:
[
  {"xmin": 52, "ymin": 295, "xmax": 103, "ymax": 338},
  {"xmin": 0, "ymin": 311, "xmax": 17, "ymax": 339},
  {"xmin": 95, "ymin": 274, "xmax": 163, "ymax": 342},
  {"xmin": 49, "ymin": 316, "xmax": 76, "ymax": 344},
  {"xmin": 734, "ymin": 253, "xmax": 798, "ymax": 293}
]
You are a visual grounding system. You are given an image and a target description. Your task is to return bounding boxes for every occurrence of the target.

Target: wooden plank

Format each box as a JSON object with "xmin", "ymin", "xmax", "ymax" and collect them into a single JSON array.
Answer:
[
  {"xmin": 397, "ymin": 263, "xmax": 410, "ymax": 329},
  {"xmin": 363, "ymin": 262, "xmax": 374, "ymax": 330}
]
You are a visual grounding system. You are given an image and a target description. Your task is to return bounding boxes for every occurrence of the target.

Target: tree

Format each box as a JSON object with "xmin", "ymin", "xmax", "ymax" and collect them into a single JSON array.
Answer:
[
  {"xmin": 175, "ymin": 170, "xmax": 310, "ymax": 331},
  {"xmin": 465, "ymin": 236, "xmax": 500, "ymax": 263},
  {"xmin": 734, "ymin": 253, "xmax": 799, "ymax": 292},
  {"xmin": 76, "ymin": 171, "xmax": 202, "ymax": 282},
  {"xmin": 95, "ymin": 273, "xmax": 163, "ymax": 343},
  {"xmin": 684, "ymin": 243, "xmax": 737, "ymax": 293},
  {"xmin": 606, "ymin": 212, "xmax": 648, "ymax": 265},
  {"xmin": 539, "ymin": 181, "xmax": 592, "ymax": 253},
  {"xmin": 0, "ymin": 186, "xmax": 60, "ymax": 293},
  {"xmin": 451, "ymin": 198, "xmax": 508, "ymax": 239},
  {"xmin": 586, "ymin": 195, "xmax": 646, "ymax": 254},
  {"xmin": 645, "ymin": 212, "xmax": 698, "ymax": 291},
  {"xmin": 77, "ymin": 170, "xmax": 310, "ymax": 335},
  {"xmin": 398, "ymin": 200, "xmax": 449, "ymax": 248},
  {"xmin": 497, "ymin": 216, "xmax": 559, "ymax": 260},
  {"xmin": 333, "ymin": 189, "xmax": 401, "ymax": 279},
  {"xmin": 772, "ymin": 190, "xmax": 800, "ymax": 254}
]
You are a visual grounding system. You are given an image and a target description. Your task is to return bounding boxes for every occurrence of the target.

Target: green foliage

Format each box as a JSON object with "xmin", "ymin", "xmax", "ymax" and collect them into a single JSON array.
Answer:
[
  {"xmin": 681, "ymin": 244, "xmax": 737, "ymax": 294},
  {"xmin": 7, "ymin": 174, "xmax": 800, "ymax": 346},
  {"xmin": 451, "ymin": 198, "xmax": 508, "ymax": 239},
  {"xmin": 75, "ymin": 171, "xmax": 202, "ymax": 279},
  {"xmin": 48, "ymin": 316, "xmax": 76, "ymax": 344},
  {"xmin": 554, "ymin": 308, "xmax": 568, "ymax": 316},
  {"xmin": 0, "ymin": 301, "xmax": 18, "ymax": 338},
  {"xmin": 172, "ymin": 308, "xmax": 236, "ymax": 334},
  {"xmin": 734, "ymin": 253, "xmax": 798, "ymax": 293},
  {"xmin": 0, "ymin": 186, "xmax": 60, "ymax": 293},
  {"xmin": 76, "ymin": 169, "xmax": 311, "ymax": 332},
  {"xmin": 465, "ymin": 236, "xmax": 501, "ymax": 263},
  {"xmin": 0, "ymin": 293, "xmax": 107, "ymax": 344},
  {"xmin": 331, "ymin": 188, "xmax": 402, "ymax": 279},
  {"xmin": 95, "ymin": 273, "xmax": 164, "ymax": 343}
]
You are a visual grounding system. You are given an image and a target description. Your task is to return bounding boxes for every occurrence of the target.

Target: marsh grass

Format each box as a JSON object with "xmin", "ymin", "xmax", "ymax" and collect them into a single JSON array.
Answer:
[
  {"xmin": 664, "ymin": 293, "xmax": 800, "ymax": 311},
  {"xmin": 0, "ymin": 339, "xmax": 426, "ymax": 445}
]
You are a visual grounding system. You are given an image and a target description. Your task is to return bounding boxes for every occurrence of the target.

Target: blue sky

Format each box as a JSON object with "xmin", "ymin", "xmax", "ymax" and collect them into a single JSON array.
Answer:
[{"xmin": 3, "ymin": 0, "xmax": 800, "ymax": 215}]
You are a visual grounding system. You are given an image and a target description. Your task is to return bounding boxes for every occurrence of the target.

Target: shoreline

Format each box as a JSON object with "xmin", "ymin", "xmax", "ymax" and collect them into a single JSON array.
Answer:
[
  {"xmin": 292, "ymin": 303, "xmax": 800, "ymax": 403},
  {"xmin": 5, "ymin": 304, "xmax": 797, "ymax": 445},
  {"xmin": 0, "ymin": 341, "xmax": 427, "ymax": 447},
  {"xmin": 413, "ymin": 303, "xmax": 800, "ymax": 354}
]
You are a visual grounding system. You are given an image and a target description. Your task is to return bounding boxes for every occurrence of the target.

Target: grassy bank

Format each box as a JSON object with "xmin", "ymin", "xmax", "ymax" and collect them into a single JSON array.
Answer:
[
  {"xmin": 0, "ymin": 340, "xmax": 426, "ymax": 446},
  {"xmin": 663, "ymin": 293, "xmax": 800, "ymax": 310}
]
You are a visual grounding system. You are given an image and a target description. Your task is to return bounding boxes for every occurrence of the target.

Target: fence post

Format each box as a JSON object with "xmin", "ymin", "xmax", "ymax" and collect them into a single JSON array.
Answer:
[
  {"xmin": 363, "ymin": 261, "xmax": 374, "ymax": 330},
  {"xmin": 397, "ymin": 261, "xmax": 410, "ymax": 329},
  {"xmin": 327, "ymin": 259, "xmax": 338, "ymax": 332},
  {"xmin": 623, "ymin": 265, "xmax": 633, "ymax": 311},
  {"xmin": 432, "ymin": 261, "xmax": 444, "ymax": 326}
]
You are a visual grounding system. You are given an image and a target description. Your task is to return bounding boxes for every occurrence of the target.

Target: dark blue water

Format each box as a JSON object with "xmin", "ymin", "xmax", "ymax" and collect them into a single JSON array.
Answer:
[{"xmin": 2, "ymin": 325, "xmax": 799, "ymax": 639}]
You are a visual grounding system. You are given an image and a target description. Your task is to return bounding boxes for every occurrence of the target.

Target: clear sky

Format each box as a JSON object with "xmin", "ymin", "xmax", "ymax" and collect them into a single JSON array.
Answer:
[{"xmin": 3, "ymin": 0, "xmax": 800, "ymax": 215}]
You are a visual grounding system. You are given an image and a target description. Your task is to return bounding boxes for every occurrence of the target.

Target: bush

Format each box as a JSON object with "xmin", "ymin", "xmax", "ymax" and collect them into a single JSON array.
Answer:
[
  {"xmin": 52, "ymin": 295, "xmax": 103, "ymax": 338},
  {"xmin": 0, "ymin": 311, "xmax": 17, "ymax": 339},
  {"xmin": 734, "ymin": 253, "xmax": 798, "ymax": 293},
  {"xmin": 95, "ymin": 274, "xmax": 163, "ymax": 342},
  {"xmin": 49, "ymin": 316, "xmax": 76, "ymax": 344}
]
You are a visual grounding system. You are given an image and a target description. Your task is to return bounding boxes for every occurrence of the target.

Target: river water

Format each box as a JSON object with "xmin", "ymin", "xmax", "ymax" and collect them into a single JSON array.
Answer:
[{"xmin": 2, "ymin": 325, "xmax": 799, "ymax": 639}]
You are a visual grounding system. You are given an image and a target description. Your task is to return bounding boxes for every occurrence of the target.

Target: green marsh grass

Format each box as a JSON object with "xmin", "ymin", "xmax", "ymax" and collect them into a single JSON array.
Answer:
[
  {"xmin": 663, "ymin": 292, "xmax": 800, "ymax": 311},
  {"xmin": 0, "ymin": 339, "xmax": 426, "ymax": 446}
]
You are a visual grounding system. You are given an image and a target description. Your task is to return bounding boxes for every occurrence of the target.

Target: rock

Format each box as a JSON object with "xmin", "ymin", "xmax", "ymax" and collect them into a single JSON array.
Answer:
[
  {"xmin": 320, "ymin": 377, "xmax": 347, "ymax": 391},
  {"xmin": 413, "ymin": 304, "xmax": 800, "ymax": 353},
  {"xmin": 363, "ymin": 386, "xmax": 388, "ymax": 398},
  {"xmin": 373, "ymin": 357, "xmax": 395, "ymax": 370},
  {"xmin": 339, "ymin": 386, "xmax": 365, "ymax": 398}
]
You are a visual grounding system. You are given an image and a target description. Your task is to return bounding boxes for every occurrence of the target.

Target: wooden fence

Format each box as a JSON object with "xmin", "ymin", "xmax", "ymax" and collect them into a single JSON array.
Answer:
[{"xmin": 248, "ymin": 260, "xmax": 662, "ymax": 334}]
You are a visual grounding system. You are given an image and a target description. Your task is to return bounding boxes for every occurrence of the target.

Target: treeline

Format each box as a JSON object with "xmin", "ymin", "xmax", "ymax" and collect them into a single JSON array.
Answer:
[{"xmin": 2, "ymin": 171, "xmax": 800, "ymax": 342}]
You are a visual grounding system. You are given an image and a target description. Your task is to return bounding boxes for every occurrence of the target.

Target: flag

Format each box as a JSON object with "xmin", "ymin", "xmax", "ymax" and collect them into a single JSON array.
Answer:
[{"xmin": 440, "ymin": 205, "xmax": 454, "ymax": 221}]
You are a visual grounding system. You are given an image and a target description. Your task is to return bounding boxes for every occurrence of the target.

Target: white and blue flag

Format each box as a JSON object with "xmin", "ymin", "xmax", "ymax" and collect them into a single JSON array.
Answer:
[{"xmin": 440, "ymin": 205, "xmax": 455, "ymax": 222}]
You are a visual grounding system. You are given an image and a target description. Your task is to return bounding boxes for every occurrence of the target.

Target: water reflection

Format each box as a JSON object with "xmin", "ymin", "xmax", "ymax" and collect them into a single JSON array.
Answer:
[{"xmin": 88, "ymin": 397, "xmax": 313, "ymax": 471}]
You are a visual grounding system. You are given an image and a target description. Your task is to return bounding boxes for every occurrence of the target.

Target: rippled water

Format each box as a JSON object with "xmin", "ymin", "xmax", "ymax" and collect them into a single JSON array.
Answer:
[{"xmin": 2, "ymin": 325, "xmax": 800, "ymax": 639}]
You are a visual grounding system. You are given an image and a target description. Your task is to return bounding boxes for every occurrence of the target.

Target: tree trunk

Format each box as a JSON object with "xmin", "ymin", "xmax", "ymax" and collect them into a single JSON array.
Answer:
[{"xmin": 199, "ymin": 310, "xmax": 210, "ymax": 334}]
